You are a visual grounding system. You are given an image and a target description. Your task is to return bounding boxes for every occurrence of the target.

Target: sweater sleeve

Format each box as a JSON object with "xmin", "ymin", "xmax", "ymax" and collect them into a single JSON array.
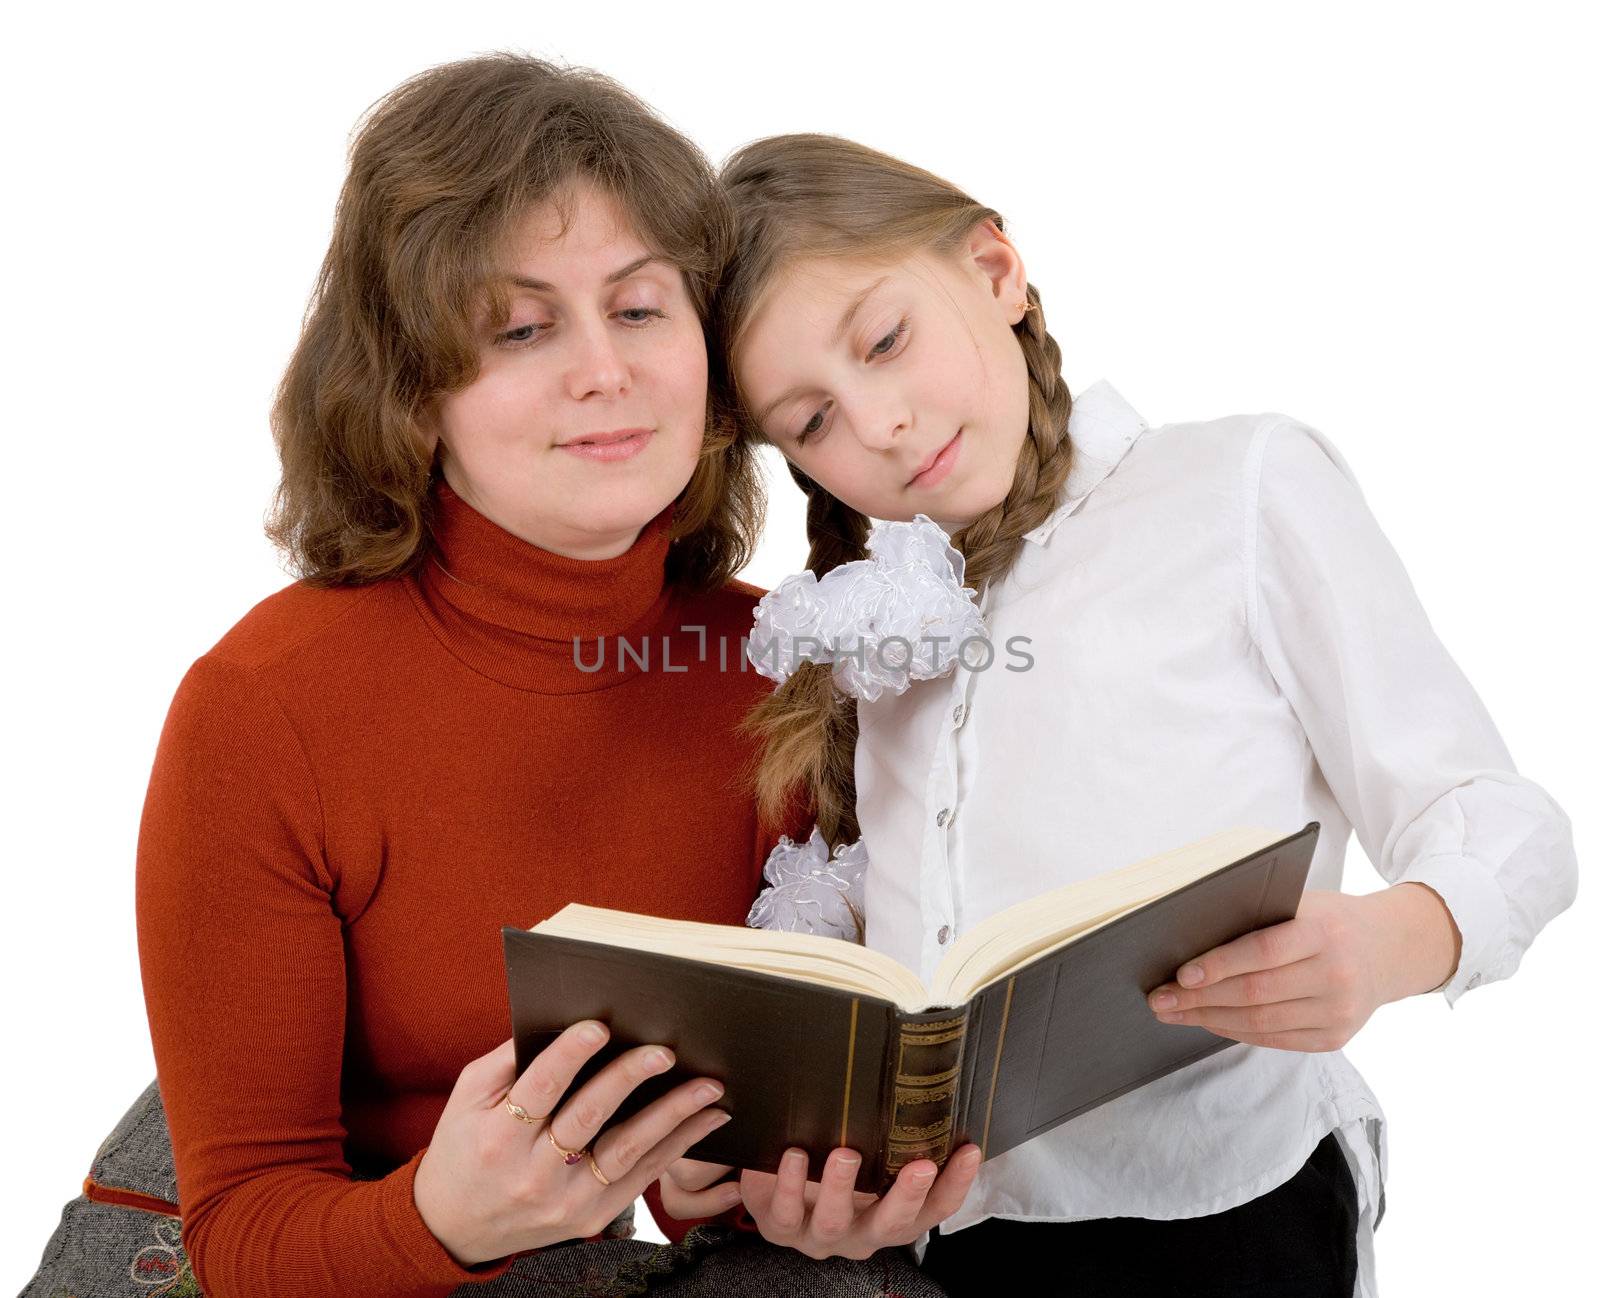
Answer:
[
  {"xmin": 1247, "ymin": 416, "xmax": 1579, "ymax": 1006},
  {"xmin": 135, "ymin": 653, "xmax": 517, "ymax": 1297}
]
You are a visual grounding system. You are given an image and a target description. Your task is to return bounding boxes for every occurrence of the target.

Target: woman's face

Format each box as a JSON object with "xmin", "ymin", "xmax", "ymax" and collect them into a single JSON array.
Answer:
[
  {"xmin": 732, "ymin": 220, "xmax": 1032, "ymax": 532},
  {"xmin": 422, "ymin": 180, "xmax": 708, "ymax": 560}
]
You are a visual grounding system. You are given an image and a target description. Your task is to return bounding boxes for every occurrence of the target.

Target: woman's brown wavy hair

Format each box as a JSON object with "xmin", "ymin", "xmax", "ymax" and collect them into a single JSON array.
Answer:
[
  {"xmin": 716, "ymin": 135, "xmax": 1075, "ymax": 851},
  {"xmin": 265, "ymin": 52, "xmax": 761, "ymax": 593}
]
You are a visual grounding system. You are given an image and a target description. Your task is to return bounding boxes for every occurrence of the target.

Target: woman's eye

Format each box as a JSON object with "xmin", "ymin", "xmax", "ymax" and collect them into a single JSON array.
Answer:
[
  {"xmin": 619, "ymin": 307, "xmax": 666, "ymax": 323},
  {"xmin": 496, "ymin": 323, "xmax": 547, "ymax": 347},
  {"xmin": 868, "ymin": 317, "xmax": 909, "ymax": 359}
]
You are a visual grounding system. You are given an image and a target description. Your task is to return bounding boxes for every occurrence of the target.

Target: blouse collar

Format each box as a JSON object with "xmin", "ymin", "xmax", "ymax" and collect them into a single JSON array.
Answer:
[{"xmin": 1022, "ymin": 380, "xmax": 1150, "ymax": 547}]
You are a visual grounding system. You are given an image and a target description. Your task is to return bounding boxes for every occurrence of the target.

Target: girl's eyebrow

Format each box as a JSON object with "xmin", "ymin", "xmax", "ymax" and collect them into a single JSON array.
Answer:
[
  {"xmin": 502, "ymin": 254, "xmax": 661, "ymax": 293},
  {"xmin": 754, "ymin": 274, "xmax": 893, "ymax": 427},
  {"xmin": 755, "ymin": 384, "xmax": 807, "ymax": 429},
  {"xmin": 831, "ymin": 274, "xmax": 890, "ymax": 345}
]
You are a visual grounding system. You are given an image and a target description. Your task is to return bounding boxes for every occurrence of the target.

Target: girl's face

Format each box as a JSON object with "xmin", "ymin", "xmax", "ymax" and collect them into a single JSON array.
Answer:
[
  {"xmin": 421, "ymin": 179, "xmax": 708, "ymax": 560},
  {"xmin": 732, "ymin": 220, "xmax": 1032, "ymax": 532}
]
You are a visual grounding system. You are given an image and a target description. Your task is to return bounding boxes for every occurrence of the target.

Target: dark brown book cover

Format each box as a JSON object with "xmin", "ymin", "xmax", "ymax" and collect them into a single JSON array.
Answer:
[{"xmin": 502, "ymin": 822, "xmax": 1318, "ymax": 1194}]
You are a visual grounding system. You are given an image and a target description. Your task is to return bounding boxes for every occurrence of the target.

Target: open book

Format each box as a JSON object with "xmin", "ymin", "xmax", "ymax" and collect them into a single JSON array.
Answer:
[{"xmin": 503, "ymin": 823, "xmax": 1317, "ymax": 1194}]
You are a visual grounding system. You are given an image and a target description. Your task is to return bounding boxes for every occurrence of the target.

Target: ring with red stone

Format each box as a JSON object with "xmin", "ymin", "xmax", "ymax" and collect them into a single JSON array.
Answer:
[{"xmin": 546, "ymin": 1126, "xmax": 590, "ymax": 1165}]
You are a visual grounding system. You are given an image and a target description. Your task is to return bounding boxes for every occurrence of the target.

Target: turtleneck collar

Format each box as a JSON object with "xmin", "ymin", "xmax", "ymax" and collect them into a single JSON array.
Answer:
[{"xmin": 408, "ymin": 476, "xmax": 680, "ymax": 693}]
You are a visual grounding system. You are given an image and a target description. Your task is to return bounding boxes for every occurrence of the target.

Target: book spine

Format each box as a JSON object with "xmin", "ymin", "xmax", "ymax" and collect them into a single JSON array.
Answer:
[{"xmin": 879, "ymin": 1006, "xmax": 972, "ymax": 1189}]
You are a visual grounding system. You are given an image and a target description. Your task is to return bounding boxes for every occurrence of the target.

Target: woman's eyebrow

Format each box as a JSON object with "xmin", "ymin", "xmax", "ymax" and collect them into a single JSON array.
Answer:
[{"xmin": 504, "ymin": 254, "xmax": 661, "ymax": 293}]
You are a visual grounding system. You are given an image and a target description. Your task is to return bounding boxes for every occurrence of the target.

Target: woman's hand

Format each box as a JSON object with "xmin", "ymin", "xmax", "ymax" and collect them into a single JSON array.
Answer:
[
  {"xmin": 720, "ymin": 1142, "xmax": 983, "ymax": 1261},
  {"xmin": 657, "ymin": 1156, "xmax": 745, "ymax": 1220},
  {"xmin": 1146, "ymin": 883, "xmax": 1463, "ymax": 1052},
  {"xmin": 413, "ymin": 1023, "xmax": 731, "ymax": 1267}
]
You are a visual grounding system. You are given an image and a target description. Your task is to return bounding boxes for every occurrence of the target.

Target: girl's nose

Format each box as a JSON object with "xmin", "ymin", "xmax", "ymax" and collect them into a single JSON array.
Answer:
[{"xmin": 853, "ymin": 398, "xmax": 910, "ymax": 451}]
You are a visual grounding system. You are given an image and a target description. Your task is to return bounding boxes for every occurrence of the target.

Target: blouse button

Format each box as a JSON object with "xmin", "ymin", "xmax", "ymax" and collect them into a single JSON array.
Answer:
[
  {"xmin": 937, "ymin": 925, "xmax": 951, "ymax": 944},
  {"xmin": 952, "ymin": 704, "xmax": 966, "ymax": 727},
  {"xmin": 935, "ymin": 807, "xmax": 952, "ymax": 828}
]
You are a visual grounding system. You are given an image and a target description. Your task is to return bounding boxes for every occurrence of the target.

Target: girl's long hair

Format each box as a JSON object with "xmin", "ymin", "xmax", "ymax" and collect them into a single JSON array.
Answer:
[
  {"xmin": 715, "ymin": 135, "xmax": 1075, "ymax": 847},
  {"xmin": 265, "ymin": 52, "xmax": 761, "ymax": 593}
]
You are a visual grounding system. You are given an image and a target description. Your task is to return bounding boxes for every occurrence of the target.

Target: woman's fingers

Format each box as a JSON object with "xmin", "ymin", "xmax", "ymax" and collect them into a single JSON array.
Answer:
[
  {"xmin": 665, "ymin": 1156, "xmax": 736, "ymax": 1192},
  {"xmin": 593, "ymin": 1101, "xmax": 735, "ymax": 1203},
  {"xmin": 657, "ymin": 1171, "xmax": 745, "ymax": 1220},
  {"xmin": 451, "ymin": 1037, "xmax": 521, "ymax": 1113},
  {"xmin": 547, "ymin": 1040, "xmax": 678, "ymax": 1151},
  {"xmin": 500, "ymin": 1020, "xmax": 613, "ymax": 1127},
  {"xmin": 572, "ymin": 1063, "xmax": 728, "ymax": 1185}
]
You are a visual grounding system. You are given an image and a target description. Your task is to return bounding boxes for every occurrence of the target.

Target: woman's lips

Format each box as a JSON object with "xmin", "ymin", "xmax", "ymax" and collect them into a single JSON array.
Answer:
[
  {"xmin": 907, "ymin": 428, "xmax": 963, "ymax": 489},
  {"xmin": 558, "ymin": 429, "xmax": 654, "ymax": 462}
]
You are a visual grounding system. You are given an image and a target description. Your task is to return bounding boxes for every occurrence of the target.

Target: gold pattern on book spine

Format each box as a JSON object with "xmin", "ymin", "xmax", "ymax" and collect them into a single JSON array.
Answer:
[
  {"xmin": 886, "ymin": 1010, "xmax": 970, "ymax": 1175},
  {"xmin": 895, "ymin": 1079, "xmax": 957, "ymax": 1106}
]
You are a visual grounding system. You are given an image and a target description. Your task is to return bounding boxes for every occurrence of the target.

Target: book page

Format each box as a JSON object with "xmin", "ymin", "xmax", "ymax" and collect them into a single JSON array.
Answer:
[{"xmin": 929, "ymin": 826, "xmax": 1288, "ymax": 1005}]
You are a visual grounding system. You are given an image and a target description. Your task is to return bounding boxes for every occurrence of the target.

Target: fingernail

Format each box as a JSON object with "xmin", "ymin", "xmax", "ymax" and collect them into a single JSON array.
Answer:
[
  {"xmin": 721, "ymin": 1184, "xmax": 743, "ymax": 1204},
  {"xmin": 962, "ymin": 1149, "xmax": 983, "ymax": 1169},
  {"xmin": 910, "ymin": 1167, "xmax": 934, "ymax": 1186},
  {"xmin": 580, "ymin": 1023, "xmax": 606, "ymax": 1044},
  {"xmin": 696, "ymin": 1082, "xmax": 724, "ymax": 1102},
  {"xmin": 647, "ymin": 1048, "xmax": 673, "ymax": 1070},
  {"xmin": 1152, "ymin": 991, "xmax": 1178, "ymax": 1010},
  {"xmin": 1178, "ymin": 964, "xmax": 1205, "ymax": 987},
  {"xmin": 709, "ymin": 1110, "xmax": 733, "ymax": 1129}
]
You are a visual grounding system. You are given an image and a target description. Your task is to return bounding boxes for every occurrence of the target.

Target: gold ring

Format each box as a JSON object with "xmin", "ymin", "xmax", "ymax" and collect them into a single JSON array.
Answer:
[
  {"xmin": 546, "ymin": 1125, "xmax": 590, "ymax": 1166},
  {"xmin": 501, "ymin": 1092, "xmax": 539, "ymax": 1125},
  {"xmin": 586, "ymin": 1152, "xmax": 611, "ymax": 1186}
]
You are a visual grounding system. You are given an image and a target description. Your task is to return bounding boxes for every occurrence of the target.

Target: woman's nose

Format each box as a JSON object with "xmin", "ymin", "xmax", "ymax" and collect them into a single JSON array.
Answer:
[{"xmin": 564, "ymin": 317, "xmax": 629, "ymax": 400}]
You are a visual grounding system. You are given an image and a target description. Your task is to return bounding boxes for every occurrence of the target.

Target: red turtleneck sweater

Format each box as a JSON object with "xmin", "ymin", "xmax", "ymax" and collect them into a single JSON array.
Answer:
[{"xmin": 135, "ymin": 480, "xmax": 795, "ymax": 1297}]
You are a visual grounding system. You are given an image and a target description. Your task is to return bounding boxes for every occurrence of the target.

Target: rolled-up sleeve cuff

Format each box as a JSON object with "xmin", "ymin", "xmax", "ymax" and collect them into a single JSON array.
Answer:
[{"xmin": 1394, "ymin": 853, "xmax": 1513, "ymax": 1007}]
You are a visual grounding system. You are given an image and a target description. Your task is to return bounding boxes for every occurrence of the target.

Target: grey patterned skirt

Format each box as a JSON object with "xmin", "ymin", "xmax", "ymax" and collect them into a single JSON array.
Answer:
[{"xmin": 23, "ymin": 1079, "xmax": 947, "ymax": 1298}]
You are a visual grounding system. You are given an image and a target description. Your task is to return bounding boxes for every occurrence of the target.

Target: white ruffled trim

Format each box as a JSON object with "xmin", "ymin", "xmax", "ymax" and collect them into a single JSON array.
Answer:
[
  {"xmin": 744, "ymin": 514, "xmax": 989, "ymax": 702},
  {"xmin": 746, "ymin": 826, "xmax": 867, "ymax": 943}
]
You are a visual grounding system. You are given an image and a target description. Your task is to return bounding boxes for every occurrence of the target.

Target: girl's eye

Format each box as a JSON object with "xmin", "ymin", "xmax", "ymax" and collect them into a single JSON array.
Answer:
[
  {"xmin": 795, "ymin": 401, "xmax": 833, "ymax": 447},
  {"xmin": 868, "ymin": 317, "xmax": 909, "ymax": 359}
]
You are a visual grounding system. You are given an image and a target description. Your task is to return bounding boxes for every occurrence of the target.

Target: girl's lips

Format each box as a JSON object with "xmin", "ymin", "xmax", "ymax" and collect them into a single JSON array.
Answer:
[
  {"xmin": 908, "ymin": 428, "xmax": 963, "ymax": 489},
  {"xmin": 558, "ymin": 429, "xmax": 654, "ymax": 462}
]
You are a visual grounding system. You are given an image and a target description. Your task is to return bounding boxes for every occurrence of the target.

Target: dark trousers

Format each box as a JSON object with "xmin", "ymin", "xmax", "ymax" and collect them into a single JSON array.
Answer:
[{"xmin": 920, "ymin": 1131, "xmax": 1359, "ymax": 1298}]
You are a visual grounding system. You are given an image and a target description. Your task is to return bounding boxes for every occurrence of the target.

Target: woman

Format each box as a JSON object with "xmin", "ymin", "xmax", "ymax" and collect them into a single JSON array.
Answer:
[{"xmin": 26, "ymin": 55, "xmax": 953, "ymax": 1298}]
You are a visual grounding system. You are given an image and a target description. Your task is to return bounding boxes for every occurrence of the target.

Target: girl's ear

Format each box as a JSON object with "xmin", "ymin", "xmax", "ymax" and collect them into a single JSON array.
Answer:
[{"xmin": 965, "ymin": 218, "xmax": 1029, "ymax": 324}]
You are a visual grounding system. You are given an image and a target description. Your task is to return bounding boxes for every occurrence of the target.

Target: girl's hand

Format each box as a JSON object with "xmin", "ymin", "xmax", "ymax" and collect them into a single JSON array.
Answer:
[
  {"xmin": 412, "ymin": 1024, "xmax": 732, "ymax": 1267},
  {"xmin": 734, "ymin": 1142, "xmax": 984, "ymax": 1260},
  {"xmin": 1146, "ymin": 884, "xmax": 1462, "ymax": 1052}
]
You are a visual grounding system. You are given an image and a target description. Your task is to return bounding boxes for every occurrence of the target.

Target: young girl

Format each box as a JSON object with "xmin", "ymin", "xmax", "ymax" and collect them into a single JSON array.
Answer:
[{"xmin": 707, "ymin": 134, "xmax": 1578, "ymax": 1297}]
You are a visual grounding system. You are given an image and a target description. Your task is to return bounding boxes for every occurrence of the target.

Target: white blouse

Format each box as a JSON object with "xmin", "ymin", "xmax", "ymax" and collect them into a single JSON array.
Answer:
[{"xmin": 848, "ymin": 380, "xmax": 1577, "ymax": 1294}]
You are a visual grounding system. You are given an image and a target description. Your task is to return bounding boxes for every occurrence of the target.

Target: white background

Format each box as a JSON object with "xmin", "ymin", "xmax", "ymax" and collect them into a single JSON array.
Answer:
[{"xmin": 5, "ymin": 2, "xmax": 1595, "ymax": 1292}]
